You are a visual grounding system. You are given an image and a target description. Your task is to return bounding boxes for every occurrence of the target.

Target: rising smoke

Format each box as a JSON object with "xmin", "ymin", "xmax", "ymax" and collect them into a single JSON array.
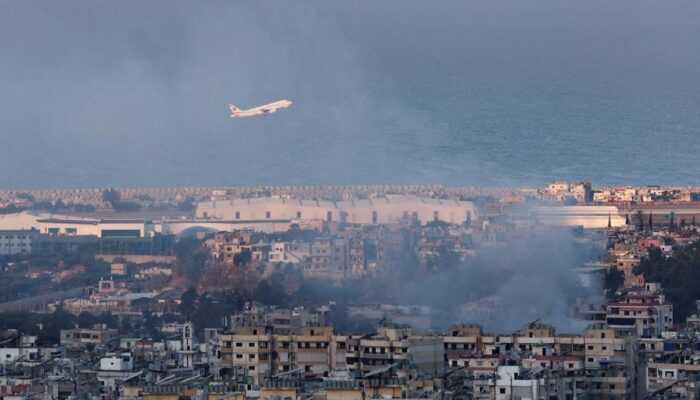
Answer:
[{"xmin": 387, "ymin": 227, "xmax": 599, "ymax": 333}]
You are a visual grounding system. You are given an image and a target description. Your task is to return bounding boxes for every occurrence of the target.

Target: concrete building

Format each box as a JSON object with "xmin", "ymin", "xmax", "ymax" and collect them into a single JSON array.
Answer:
[
  {"xmin": 305, "ymin": 237, "xmax": 348, "ymax": 280},
  {"xmin": 99, "ymin": 353, "xmax": 133, "ymax": 371},
  {"xmin": 529, "ymin": 206, "xmax": 626, "ymax": 229},
  {"xmin": 60, "ymin": 325, "xmax": 119, "ymax": 348},
  {"xmin": 218, "ymin": 325, "xmax": 444, "ymax": 386},
  {"xmin": 0, "ymin": 229, "xmax": 39, "ymax": 255},
  {"xmin": 606, "ymin": 291, "xmax": 673, "ymax": 337},
  {"xmin": 0, "ymin": 211, "xmax": 152, "ymax": 238},
  {"xmin": 345, "ymin": 325, "xmax": 444, "ymax": 378},
  {"xmin": 196, "ymin": 196, "xmax": 476, "ymax": 226}
]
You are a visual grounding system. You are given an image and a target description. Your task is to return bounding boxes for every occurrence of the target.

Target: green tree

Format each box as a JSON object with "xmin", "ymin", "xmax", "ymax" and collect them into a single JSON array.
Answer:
[
  {"xmin": 120, "ymin": 318, "xmax": 132, "ymax": 333},
  {"xmin": 102, "ymin": 188, "xmax": 121, "ymax": 205},
  {"xmin": 635, "ymin": 210, "xmax": 645, "ymax": 230},
  {"xmin": 180, "ymin": 287, "xmax": 199, "ymax": 317},
  {"xmin": 669, "ymin": 212, "xmax": 676, "ymax": 231},
  {"xmin": 634, "ymin": 244, "xmax": 700, "ymax": 320},
  {"xmin": 178, "ymin": 196, "xmax": 196, "ymax": 212},
  {"xmin": 604, "ymin": 267, "xmax": 625, "ymax": 297},
  {"xmin": 77, "ymin": 311, "xmax": 96, "ymax": 328},
  {"xmin": 234, "ymin": 250, "xmax": 252, "ymax": 266}
]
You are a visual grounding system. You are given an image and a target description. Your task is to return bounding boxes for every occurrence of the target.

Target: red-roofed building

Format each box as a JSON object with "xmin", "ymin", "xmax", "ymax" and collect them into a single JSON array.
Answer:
[{"xmin": 638, "ymin": 239, "xmax": 661, "ymax": 250}]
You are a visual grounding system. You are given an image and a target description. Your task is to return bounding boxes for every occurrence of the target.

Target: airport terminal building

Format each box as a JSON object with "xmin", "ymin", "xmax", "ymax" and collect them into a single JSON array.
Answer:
[
  {"xmin": 195, "ymin": 196, "xmax": 477, "ymax": 226},
  {"xmin": 0, "ymin": 212, "xmax": 152, "ymax": 238}
]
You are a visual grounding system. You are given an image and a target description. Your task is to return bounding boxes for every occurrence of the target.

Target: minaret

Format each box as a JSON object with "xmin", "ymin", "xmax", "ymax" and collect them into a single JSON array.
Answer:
[{"xmin": 180, "ymin": 321, "xmax": 195, "ymax": 369}]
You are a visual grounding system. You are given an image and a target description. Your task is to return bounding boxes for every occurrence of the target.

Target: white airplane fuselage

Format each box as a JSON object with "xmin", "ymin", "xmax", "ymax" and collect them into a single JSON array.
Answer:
[{"xmin": 229, "ymin": 100, "xmax": 292, "ymax": 118}]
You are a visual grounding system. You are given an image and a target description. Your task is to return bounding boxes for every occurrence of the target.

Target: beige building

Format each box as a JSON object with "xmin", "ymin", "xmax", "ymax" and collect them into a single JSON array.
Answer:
[
  {"xmin": 60, "ymin": 326, "xmax": 119, "ymax": 348},
  {"xmin": 218, "ymin": 325, "xmax": 444, "ymax": 386},
  {"xmin": 0, "ymin": 211, "xmax": 151, "ymax": 238},
  {"xmin": 530, "ymin": 206, "xmax": 626, "ymax": 228},
  {"xmin": 196, "ymin": 196, "xmax": 476, "ymax": 226},
  {"xmin": 606, "ymin": 292, "xmax": 673, "ymax": 337},
  {"xmin": 443, "ymin": 324, "xmax": 639, "ymax": 399},
  {"xmin": 218, "ymin": 326, "xmax": 345, "ymax": 385}
]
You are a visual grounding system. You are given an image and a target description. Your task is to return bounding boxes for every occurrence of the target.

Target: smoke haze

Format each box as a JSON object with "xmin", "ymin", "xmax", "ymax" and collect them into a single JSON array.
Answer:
[
  {"xmin": 392, "ymin": 228, "xmax": 597, "ymax": 333},
  {"xmin": 2, "ymin": 0, "xmax": 700, "ymax": 188}
]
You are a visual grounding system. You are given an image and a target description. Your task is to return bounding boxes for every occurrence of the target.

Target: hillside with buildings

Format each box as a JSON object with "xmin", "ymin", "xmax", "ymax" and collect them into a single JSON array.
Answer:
[{"xmin": 1, "ymin": 184, "xmax": 700, "ymax": 398}]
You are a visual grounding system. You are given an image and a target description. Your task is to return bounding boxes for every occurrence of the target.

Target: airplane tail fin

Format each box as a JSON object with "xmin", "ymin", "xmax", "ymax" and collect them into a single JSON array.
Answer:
[{"xmin": 228, "ymin": 103, "xmax": 242, "ymax": 114}]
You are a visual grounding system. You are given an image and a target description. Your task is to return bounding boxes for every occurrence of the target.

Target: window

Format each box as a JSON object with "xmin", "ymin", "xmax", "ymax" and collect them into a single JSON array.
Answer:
[
  {"xmin": 434, "ymin": 211, "xmax": 439, "ymax": 221},
  {"xmin": 266, "ymin": 211, "xmax": 271, "ymax": 219},
  {"xmin": 235, "ymin": 211, "xmax": 240, "ymax": 219},
  {"xmin": 327, "ymin": 211, "xmax": 333, "ymax": 221},
  {"xmin": 499, "ymin": 388, "xmax": 506, "ymax": 394},
  {"xmin": 296, "ymin": 211, "xmax": 302, "ymax": 219},
  {"xmin": 372, "ymin": 211, "xmax": 378, "ymax": 224}
]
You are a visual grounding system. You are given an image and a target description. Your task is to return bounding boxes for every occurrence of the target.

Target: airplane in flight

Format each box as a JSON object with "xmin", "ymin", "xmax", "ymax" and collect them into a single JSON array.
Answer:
[{"xmin": 228, "ymin": 99, "xmax": 292, "ymax": 118}]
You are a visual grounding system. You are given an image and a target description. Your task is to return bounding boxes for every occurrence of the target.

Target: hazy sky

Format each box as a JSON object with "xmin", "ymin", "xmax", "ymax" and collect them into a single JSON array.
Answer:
[{"xmin": 1, "ymin": 0, "xmax": 699, "ymax": 189}]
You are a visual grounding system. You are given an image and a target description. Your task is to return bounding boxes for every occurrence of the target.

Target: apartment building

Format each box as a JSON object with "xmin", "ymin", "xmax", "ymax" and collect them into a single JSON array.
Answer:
[
  {"xmin": 0, "ymin": 229, "xmax": 38, "ymax": 255},
  {"xmin": 218, "ymin": 326, "xmax": 345, "ymax": 385},
  {"xmin": 205, "ymin": 231, "xmax": 248, "ymax": 264},
  {"xmin": 60, "ymin": 325, "xmax": 119, "ymax": 348},
  {"xmin": 442, "ymin": 324, "xmax": 639, "ymax": 399},
  {"xmin": 218, "ymin": 325, "xmax": 444, "ymax": 385},
  {"xmin": 345, "ymin": 325, "xmax": 444, "ymax": 378},
  {"xmin": 218, "ymin": 326, "xmax": 274, "ymax": 384},
  {"xmin": 606, "ymin": 291, "xmax": 673, "ymax": 337},
  {"xmin": 305, "ymin": 237, "xmax": 347, "ymax": 280}
]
